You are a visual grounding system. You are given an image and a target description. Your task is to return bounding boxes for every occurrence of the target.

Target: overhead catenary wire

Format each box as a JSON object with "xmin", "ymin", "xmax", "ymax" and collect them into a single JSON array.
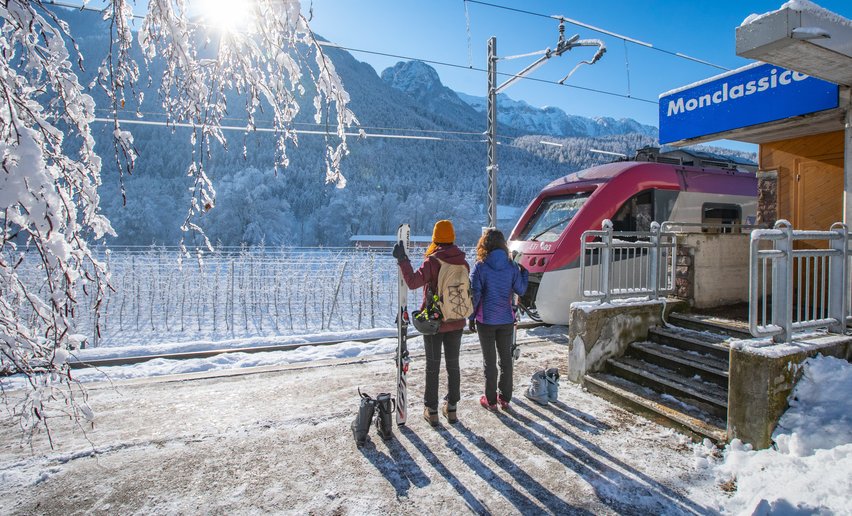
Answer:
[
  {"xmin": 42, "ymin": 0, "xmax": 659, "ymax": 105},
  {"xmin": 44, "ymin": 0, "xmax": 665, "ymax": 150},
  {"xmin": 93, "ymin": 108, "xmax": 502, "ymax": 140},
  {"xmin": 464, "ymin": 0, "xmax": 730, "ymax": 71},
  {"xmin": 316, "ymin": 41, "xmax": 658, "ymax": 104},
  {"xmin": 93, "ymin": 118, "xmax": 596, "ymax": 150},
  {"xmin": 91, "ymin": 117, "xmax": 493, "ymax": 143}
]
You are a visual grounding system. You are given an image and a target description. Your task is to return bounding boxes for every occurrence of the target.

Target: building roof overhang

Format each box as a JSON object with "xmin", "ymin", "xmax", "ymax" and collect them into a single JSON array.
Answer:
[{"xmin": 736, "ymin": 3, "xmax": 852, "ymax": 87}]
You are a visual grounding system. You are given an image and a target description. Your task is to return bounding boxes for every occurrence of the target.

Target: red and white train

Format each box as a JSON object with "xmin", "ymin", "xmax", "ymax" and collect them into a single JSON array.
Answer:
[{"xmin": 508, "ymin": 148, "xmax": 758, "ymax": 325}]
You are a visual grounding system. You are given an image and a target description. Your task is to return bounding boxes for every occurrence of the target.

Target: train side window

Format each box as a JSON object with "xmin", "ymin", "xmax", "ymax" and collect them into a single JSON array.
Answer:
[
  {"xmin": 702, "ymin": 203, "xmax": 741, "ymax": 233},
  {"xmin": 612, "ymin": 190, "xmax": 653, "ymax": 233}
]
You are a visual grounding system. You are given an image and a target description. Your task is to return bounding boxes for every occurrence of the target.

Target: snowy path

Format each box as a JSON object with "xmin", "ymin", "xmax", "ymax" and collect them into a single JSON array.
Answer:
[{"xmin": 0, "ymin": 340, "xmax": 720, "ymax": 514}]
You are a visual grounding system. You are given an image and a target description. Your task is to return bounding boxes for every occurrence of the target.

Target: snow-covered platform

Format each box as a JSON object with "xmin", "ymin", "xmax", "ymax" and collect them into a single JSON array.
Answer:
[{"xmin": 0, "ymin": 340, "xmax": 720, "ymax": 514}]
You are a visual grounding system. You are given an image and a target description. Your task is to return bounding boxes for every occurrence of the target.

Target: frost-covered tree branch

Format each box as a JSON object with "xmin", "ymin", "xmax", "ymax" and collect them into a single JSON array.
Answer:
[
  {"xmin": 0, "ymin": 0, "xmax": 109, "ymax": 443},
  {"xmin": 133, "ymin": 0, "xmax": 357, "ymax": 249},
  {"xmin": 0, "ymin": 0, "xmax": 356, "ymax": 444}
]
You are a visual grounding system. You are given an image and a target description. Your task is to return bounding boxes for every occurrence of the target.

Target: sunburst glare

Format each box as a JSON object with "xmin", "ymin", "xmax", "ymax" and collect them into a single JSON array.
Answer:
[{"xmin": 199, "ymin": 0, "xmax": 252, "ymax": 32}]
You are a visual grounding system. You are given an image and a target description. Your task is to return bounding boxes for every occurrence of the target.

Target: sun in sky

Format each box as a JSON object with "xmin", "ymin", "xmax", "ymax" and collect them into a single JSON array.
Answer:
[{"xmin": 198, "ymin": 0, "xmax": 253, "ymax": 32}]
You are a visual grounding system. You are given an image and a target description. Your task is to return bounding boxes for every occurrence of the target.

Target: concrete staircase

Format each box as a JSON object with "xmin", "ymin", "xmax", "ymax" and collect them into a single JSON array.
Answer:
[{"xmin": 584, "ymin": 313, "xmax": 751, "ymax": 442}]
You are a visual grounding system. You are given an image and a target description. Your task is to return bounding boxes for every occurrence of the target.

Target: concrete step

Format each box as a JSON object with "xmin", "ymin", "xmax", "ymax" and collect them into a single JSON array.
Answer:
[
  {"xmin": 648, "ymin": 326, "xmax": 730, "ymax": 362},
  {"xmin": 628, "ymin": 341, "xmax": 729, "ymax": 389},
  {"xmin": 667, "ymin": 312, "xmax": 752, "ymax": 340},
  {"xmin": 584, "ymin": 373, "xmax": 727, "ymax": 443},
  {"xmin": 606, "ymin": 356, "xmax": 728, "ymax": 419}
]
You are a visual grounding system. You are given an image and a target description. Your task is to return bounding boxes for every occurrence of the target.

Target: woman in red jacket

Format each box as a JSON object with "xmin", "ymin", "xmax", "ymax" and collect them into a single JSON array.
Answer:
[{"xmin": 393, "ymin": 220, "xmax": 469, "ymax": 426}]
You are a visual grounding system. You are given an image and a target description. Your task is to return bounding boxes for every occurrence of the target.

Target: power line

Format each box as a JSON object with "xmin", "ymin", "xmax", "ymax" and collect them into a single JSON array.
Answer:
[
  {"xmin": 95, "ymin": 118, "xmax": 598, "ymax": 149},
  {"xmin": 464, "ymin": 0, "xmax": 730, "ymax": 71},
  {"xmin": 42, "ymin": 0, "xmax": 658, "ymax": 105},
  {"xmin": 317, "ymin": 41, "xmax": 658, "ymax": 104},
  {"xmin": 91, "ymin": 117, "xmax": 488, "ymax": 143},
  {"xmin": 93, "ymin": 108, "xmax": 503, "ymax": 139}
]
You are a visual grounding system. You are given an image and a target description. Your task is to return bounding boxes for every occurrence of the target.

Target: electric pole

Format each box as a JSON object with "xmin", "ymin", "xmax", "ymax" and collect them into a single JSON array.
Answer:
[{"xmin": 485, "ymin": 19, "xmax": 606, "ymax": 229}]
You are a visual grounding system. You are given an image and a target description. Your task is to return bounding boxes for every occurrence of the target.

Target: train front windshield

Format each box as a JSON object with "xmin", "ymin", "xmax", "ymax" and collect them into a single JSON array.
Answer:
[{"xmin": 518, "ymin": 191, "xmax": 593, "ymax": 242}]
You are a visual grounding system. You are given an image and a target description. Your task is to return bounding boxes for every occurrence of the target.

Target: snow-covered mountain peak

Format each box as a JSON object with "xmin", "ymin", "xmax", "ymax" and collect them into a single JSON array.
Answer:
[{"xmin": 381, "ymin": 60, "xmax": 443, "ymax": 92}]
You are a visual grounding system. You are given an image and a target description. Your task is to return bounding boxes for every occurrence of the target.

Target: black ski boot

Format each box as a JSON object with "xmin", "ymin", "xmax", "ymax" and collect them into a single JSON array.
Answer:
[
  {"xmin": 352, "ymin": 389, "xmax": 376, "ymax": 447},
  {"xmin": 374, "ymin": 392, "xmax": 395, "ymax": 440}
]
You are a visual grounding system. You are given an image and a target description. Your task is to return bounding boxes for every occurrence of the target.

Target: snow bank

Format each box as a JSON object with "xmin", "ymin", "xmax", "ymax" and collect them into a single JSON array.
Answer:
[
  {"xmin": 696, "ymin": 355, "xmax": 852, "ymax": 514},
  {"xmin": 741, "ymin": 0, "xmax": 852, "ymax": 28},
  {"xmin": 571, "ymin": 297, "xmax": 664, "ymax": 314}
]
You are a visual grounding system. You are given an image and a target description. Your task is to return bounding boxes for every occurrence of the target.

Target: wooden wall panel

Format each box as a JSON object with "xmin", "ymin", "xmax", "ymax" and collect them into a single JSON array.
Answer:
[{"xmin": 759, "ymin": 131, "xmax": 844, "ymax": 229}]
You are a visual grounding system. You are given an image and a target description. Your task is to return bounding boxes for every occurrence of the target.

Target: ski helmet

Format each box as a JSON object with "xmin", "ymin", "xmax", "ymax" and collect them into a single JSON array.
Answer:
[{"xmin": 412, "ymin": 309, "xmax": 441, "ymax": 335}]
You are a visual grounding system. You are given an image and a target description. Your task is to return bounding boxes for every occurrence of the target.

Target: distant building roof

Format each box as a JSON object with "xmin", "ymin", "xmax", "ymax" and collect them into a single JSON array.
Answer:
[{"xmin": 350, "ymin": 235, "xmax": 433, "ymax": 243}]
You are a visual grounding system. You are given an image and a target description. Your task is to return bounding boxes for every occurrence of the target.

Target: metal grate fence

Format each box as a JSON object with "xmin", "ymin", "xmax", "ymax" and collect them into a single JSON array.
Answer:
[{"xmin": 13, "ymin": 246, "xmax": 478, "ymax": 348}]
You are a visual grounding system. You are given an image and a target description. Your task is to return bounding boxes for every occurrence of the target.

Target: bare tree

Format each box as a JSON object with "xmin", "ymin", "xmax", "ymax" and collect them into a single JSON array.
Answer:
[{"xmin": 0, "ymin": 0, "xmax": 357, "ymax": 444}]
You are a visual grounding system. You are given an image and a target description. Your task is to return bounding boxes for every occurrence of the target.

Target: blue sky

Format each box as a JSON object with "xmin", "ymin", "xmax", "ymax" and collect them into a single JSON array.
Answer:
[{"xmin": 305, "ymin": 0, "xmax": 852, "ymax": 151}]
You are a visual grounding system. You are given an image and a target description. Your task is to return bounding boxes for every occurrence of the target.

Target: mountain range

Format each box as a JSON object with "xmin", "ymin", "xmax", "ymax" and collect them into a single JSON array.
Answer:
[{"xmin": 381, "ymin": 60, "xmax": 659, "ymax": 139}]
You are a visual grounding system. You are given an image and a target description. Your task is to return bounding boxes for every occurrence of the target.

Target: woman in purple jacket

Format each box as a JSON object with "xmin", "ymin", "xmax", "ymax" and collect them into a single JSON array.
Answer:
[{"xmin": 469, "ymin": 228, "xmax": 528, "ymax": 411}]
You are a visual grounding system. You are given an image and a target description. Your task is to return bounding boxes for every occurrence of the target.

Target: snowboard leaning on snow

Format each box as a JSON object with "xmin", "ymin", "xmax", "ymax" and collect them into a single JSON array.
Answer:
[{"xmin": 396, "ymin": 223, "xmax": 411, "ymax": 426}]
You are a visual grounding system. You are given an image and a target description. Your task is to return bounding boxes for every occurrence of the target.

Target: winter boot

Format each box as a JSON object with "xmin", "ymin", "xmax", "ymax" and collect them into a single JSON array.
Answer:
[
  {"xmin": 374, "ymin": 392, "xmax": 394, "ymax": 440},
  {"xmin": 352, "ymin": 389, "xmax": 376, "ymax": 447},
  {"xmin": 442, "ymin": 400, "xmax": 458, "ymax": 424},
  {"xmin": 524, "ymin": 370, "xmax": 549, "ymax": 405},
  {"xmin": 423, "ymin": 407, "xmax": 439, "ymax": 427},
  {"xmin": 545, "ymin": 367, "xmax": 560, "ymax": 403}
]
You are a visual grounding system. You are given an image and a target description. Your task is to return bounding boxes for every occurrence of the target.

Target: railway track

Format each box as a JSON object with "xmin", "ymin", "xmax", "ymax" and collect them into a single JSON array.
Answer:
[{"xmin": 67, "ymin": 322, "xmax": 561, "ymax": 370}]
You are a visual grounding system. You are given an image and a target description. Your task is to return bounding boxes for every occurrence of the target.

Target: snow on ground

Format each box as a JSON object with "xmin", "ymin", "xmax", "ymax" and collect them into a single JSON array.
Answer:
[
  {"xmin": 695, "ymin": 355, "xmax": 852, "ymax": 515},
  {"xmin": 1, "ymin": 327, "xmax": 849, "ymax": 513},
  {"xmin": 0, "ymin": 339, "xmax": 723, "ymax": 514}
]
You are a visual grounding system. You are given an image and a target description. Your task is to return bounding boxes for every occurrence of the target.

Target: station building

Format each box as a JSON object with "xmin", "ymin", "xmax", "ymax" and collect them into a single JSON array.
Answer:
[{"xmin": 659, "ymin": 2, "xmax": 851, "ymax": 237}]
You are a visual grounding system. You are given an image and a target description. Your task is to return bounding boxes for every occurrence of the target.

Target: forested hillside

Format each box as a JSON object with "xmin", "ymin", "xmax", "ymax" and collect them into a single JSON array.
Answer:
[{"xmin": 55, "ymin": 7, "xmax": 753, "ymax": 247}]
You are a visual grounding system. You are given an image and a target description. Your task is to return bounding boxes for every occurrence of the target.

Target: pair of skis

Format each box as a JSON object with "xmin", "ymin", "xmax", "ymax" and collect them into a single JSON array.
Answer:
[{"xmin": 395, "ymin": 223, "xmax": 411, "ymax": 426}]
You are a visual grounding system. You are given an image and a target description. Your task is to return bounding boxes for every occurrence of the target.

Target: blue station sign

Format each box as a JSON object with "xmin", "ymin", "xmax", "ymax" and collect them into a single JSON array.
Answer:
[{"xmin": 659, "ymin": 62, "xmax": 839, "ymax": 144}]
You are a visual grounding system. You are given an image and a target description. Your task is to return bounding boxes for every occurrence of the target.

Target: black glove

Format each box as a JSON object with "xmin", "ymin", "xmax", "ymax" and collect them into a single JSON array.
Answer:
[
  {"xmin": 468, "ymin": 318, "xmax": 477, "ymax": 332},
  {"xmin": 392, "ymin": 241, "xmax": 408, "ymax": 263}
]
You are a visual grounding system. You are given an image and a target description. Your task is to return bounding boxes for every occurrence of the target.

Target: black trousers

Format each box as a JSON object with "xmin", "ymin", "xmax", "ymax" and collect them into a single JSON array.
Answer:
[
  {"xmin": 477, "ymin": 322, "xmax": 514, "ymax": 405},
  {"xmin": 422, "ymin": 329, "xmax": 463, "ymax": 410}
]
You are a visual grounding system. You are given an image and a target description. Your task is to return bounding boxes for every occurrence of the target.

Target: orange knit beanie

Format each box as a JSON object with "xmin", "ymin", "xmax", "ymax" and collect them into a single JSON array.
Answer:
[{"xmin": 432, "ymin": 220, "xmax": 455, "ymax": 244}]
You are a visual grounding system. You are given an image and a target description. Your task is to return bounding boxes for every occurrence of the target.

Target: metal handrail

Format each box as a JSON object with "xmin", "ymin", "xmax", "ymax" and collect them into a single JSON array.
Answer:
[
  {"xmin": 749, "ymin": 219, "xmax": 850, "ymax": 343},
  {"xmin": 580, "ymin": 220, "xmax": 676, "ymax": 303}
]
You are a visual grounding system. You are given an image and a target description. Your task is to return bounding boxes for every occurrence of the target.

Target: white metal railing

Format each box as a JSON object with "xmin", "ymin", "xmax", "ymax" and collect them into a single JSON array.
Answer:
[
  {"xmin": 749, "ymin": 220, "xmax": 850, "ymax": 343},
  {"xmin": 660, "ymin": 221, "xmax": 766, "ymax": 234},
  {"xmin": 580, "ymin": 220, "xmax": 677, "ymax": 303}
]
